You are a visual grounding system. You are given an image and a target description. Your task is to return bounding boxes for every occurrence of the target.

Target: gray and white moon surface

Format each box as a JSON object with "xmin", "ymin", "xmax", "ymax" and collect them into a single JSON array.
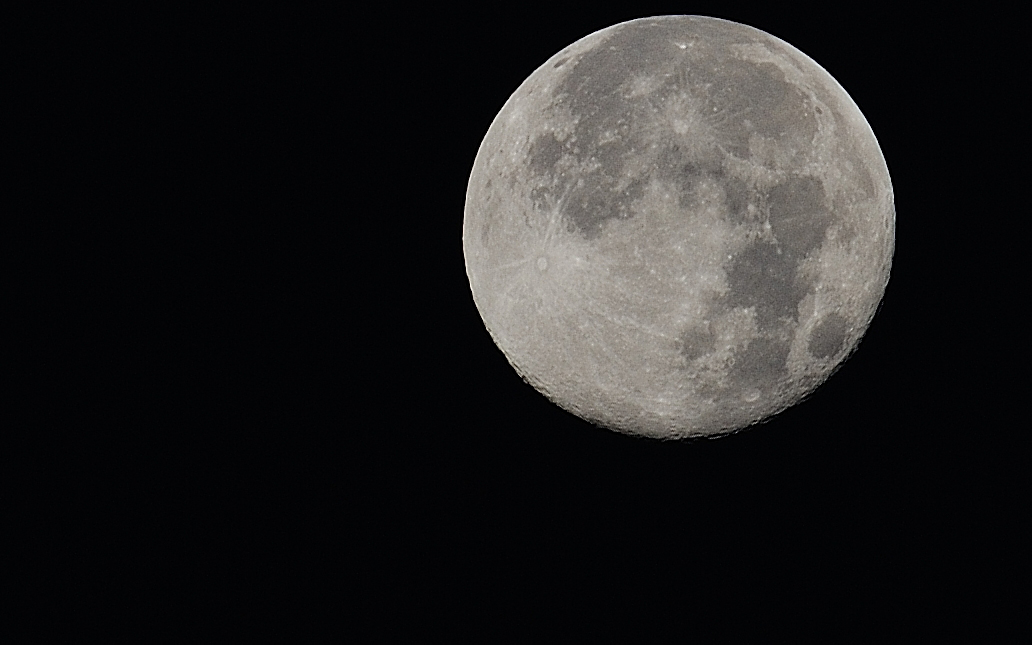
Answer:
[{"xmin": 463, "ymin": 16, "xmax": 894, "ymax": 439}]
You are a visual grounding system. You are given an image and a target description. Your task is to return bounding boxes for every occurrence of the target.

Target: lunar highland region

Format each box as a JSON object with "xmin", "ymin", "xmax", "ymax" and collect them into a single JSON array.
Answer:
[{"xmin": 463, "ymin": 16, "xmax": 894, "ymax": 439}]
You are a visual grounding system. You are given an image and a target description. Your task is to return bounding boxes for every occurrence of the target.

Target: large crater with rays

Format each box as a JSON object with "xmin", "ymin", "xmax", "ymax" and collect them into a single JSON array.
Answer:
[{"xmin": 463, "ymin": 16, "xmax": 894, "ymax": 439}]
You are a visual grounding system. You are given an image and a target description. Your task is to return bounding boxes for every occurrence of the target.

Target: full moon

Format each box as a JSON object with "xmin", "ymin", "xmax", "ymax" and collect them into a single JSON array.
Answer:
[{"xmin": 463, "ymin": 16, "xmax": 894, "ymax": 439}]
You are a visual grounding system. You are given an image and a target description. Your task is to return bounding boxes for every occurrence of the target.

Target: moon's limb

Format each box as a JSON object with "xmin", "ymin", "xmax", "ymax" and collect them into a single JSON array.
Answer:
[{"xmin": 464, "ymin": 16, "xmax": 894, "ymax": 439}]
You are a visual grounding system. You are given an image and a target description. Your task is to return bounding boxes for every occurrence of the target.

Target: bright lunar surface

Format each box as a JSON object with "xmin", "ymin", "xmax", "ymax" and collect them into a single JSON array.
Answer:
[{"xmin": 463, "ymin": 16, "xmax": 894, "ymax": 439}]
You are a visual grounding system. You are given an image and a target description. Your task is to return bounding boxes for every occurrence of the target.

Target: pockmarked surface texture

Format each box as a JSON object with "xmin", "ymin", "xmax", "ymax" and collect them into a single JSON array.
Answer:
[{"xmin": 463, "ymin": 16, "xmax": 894, "ymax": 439}]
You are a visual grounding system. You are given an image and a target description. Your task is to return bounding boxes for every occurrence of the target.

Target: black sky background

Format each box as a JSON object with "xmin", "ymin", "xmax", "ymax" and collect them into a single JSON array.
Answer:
[{"xmin": 14, "ymin": 4, "xmax": 1023, "ymax": 639}]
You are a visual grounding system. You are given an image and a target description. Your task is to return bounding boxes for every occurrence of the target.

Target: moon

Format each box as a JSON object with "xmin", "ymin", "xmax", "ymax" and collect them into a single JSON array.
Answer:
[{"xmin": 463, "ymin": 16, "xmax": 894, "ymax": 439}]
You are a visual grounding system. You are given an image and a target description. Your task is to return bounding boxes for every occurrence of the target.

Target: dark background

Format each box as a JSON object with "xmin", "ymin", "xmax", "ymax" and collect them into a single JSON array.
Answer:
[{"xmin": 13, "ymin": 4, "xmax": 1023, "ymax": 639}]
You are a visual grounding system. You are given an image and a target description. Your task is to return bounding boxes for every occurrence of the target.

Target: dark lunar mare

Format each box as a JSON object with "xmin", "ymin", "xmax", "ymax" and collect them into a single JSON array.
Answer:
[
  {"xmin": 524, "ymin": 18, "xmax": 814, "ymax": 240},
  {"xmin": 765, "ymin": 175, "xmax": 830, "ymax": 259},
  {"xmin": 729, "ymin": 337, "xmax": 792, "ymax": 390},
  {"xmin": 722, "ymin": 175, "xmax": 751, "ymax": 223},
  {"xmin": 700, "ymin": 57, "xmax": 813, "ymax": 157},
  {"xmin": 808, "ymin": 313, "xmax": 848, "ymax": 359},
  {"xmin": 527, "ymin": 133, "xmax": 564, "ymax": 175},
  {"xmin": 677, "ymin": 326, "xmax": 716, "ymax": 363},
  {"xmin": 724, "ymin": 242, "xmax": 811, "ymax": 331}
]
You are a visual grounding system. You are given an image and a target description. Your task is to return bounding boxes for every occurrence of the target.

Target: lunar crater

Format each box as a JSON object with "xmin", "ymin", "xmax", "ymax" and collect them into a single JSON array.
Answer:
[{"xmin": 465, "ymin": 16, "xmax": 893, "ymax": 438}]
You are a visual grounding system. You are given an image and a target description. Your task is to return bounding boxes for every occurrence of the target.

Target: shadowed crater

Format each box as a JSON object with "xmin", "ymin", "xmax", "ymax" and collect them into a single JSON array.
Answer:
[
  {"xmin": 765, "ymin": 175, "xmax": 830, "ymax": 258},
  {"xmin": 724, "ymin": 241, "xmax": 811, "ymax": 329},
  {"xmin": 808, "ymin": 312, "xmax": 848, "ymax": 359}
]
